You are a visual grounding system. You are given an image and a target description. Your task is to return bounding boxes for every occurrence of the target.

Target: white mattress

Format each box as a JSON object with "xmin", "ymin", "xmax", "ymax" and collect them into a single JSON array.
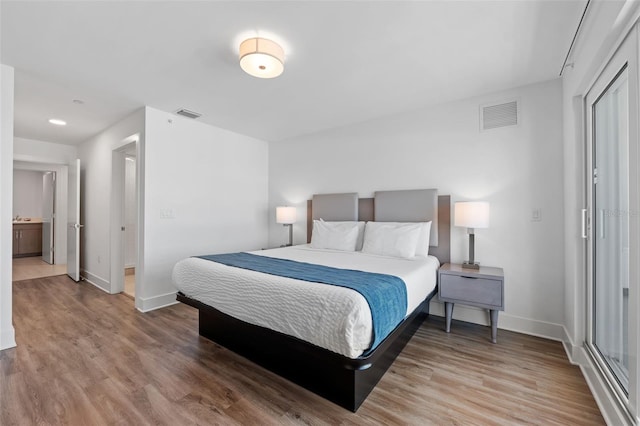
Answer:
[{"xmin": 172, "ymin": 245, "xmax": 439, "ymax": 358}]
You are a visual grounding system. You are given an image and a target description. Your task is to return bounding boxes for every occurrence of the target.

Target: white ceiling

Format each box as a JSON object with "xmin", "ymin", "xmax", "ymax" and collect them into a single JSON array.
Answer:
[{"xmin": 1, "ymin": 1, "xmax": 587, "ymax": 146}]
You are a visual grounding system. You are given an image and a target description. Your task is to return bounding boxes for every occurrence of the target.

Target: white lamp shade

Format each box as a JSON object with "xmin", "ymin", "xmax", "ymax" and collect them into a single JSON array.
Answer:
[
  {"xmin": 239, "ymin": 37, "xmax": 284, "ymax": 79},
  {"xmin": 276, "ymin": 206, "xmax": 297, "ymax": 224},
  {"xmin": 454, "ymin": 201, "xmax": 490, "ymax": 229}
]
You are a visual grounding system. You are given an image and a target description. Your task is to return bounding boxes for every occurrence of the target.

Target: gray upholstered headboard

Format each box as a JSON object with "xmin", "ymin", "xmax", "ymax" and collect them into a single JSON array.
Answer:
[
  {"xmin": 306, "ymin": 189, "xmax": 451, "ymax": 265},
  {"xmin": 311, "ymin": 193, "xmax": 358, "ymax": 221},
  {"xmin": 374, "ymin": 189, "xmax": 438, "ymax": 246}
]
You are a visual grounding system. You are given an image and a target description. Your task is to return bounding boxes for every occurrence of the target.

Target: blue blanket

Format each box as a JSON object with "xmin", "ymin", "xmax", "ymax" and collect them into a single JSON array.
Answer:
[{"xmin": 197, "ymin": 252, "xmax": 407, "ymax": 353}]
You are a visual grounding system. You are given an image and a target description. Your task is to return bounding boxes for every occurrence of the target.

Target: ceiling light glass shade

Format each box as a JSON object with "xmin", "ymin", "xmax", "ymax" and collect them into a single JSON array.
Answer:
[
  {"xmin": 239, "ymin": 37, "xmax": 284, "ymax": 78},
  {"xmin": 454, "ymin": 201, "xmax": 490, "ymax": 229},
  {"xmin": 276, "ymin": 206, "xmax": 296, "ymax": 224}
]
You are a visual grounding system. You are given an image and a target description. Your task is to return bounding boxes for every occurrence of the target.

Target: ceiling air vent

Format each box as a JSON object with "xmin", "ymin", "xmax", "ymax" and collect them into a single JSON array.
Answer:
[
  {"xmin": 175, "ymin": 108, "xmax": 202, "ymax": 119},
  {"xmin": 480, "ymin": 100, "xmax": 518, "ymax": 131}
]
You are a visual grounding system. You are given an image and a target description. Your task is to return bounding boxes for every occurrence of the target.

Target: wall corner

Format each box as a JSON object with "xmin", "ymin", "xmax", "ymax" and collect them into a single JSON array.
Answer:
[{"xmin": 0, "ymin": 64, "xmax": 16, "ymax": 351}]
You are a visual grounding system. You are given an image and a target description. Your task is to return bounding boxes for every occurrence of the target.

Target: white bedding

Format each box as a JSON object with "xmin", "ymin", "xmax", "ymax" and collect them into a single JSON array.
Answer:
[{"xmin": 172, "ymin": 245, "xmax": 439, "ymax": 358}]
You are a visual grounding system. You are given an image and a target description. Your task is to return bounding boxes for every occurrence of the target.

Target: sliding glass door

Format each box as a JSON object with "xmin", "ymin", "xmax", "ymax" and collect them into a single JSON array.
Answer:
[
  {"xmin": 590, "ymin": 65, "xmax": 629, "ymax": 392},
  {"xmin": 585, "ymin": 28, "xmax": 639, "ymax": 417}
]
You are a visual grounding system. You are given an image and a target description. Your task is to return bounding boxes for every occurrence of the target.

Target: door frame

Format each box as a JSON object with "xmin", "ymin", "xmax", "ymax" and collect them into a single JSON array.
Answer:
[
  {"xmin": 12, "ymin": 160, "xmax": 69, "ymax": 265},
  {"xmin": 42, "ymin": 171, "xmax": 56, "ymax": 264},
  {"xmin": 583, "ymin": 24, "xmax": 640, "ymax": 420},
  {"xmin": 67, "ymin": 158, "xmax": 81, "ymax": 282},
  {"xmin": 110, "ymin": 134, "xmax": 143, "ymax": 305}
]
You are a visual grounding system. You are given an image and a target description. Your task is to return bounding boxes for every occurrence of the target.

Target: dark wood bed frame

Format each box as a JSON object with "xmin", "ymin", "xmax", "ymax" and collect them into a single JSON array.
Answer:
[{"xmin": 177, "ymin": 194, "xmax": 450, "ymax": 412}]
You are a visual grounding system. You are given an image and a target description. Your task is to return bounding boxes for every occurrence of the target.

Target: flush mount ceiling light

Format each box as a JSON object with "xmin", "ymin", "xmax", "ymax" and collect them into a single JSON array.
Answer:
[
  {"xmin": 239, "ymin": 37, "xmax": 284, "ymax": 78},
  {"xmin": 48, "ymin": 119, "xmax": 67, "ymax": 126}
]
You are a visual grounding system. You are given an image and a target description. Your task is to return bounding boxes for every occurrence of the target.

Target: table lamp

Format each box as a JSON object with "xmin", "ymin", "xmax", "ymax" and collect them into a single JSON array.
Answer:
[
  {"xmin": 454, "ymin": 201, "xmax": 490, "ymax": 269},
  {"xmin": 276, "ymin": 206, "xmax": 297, "ymax": 246}
]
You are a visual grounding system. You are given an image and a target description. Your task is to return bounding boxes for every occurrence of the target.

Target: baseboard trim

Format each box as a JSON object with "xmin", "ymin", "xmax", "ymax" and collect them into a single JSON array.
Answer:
[
  {"xmin": 428, "ymin": 300, "xmax": 565, "ymax": 341},
  {"xmin": 560, "ymin": 325, "xmax": 586, "ymax": 366},
  {"xmin": 562, "ymin": 325, "xmax": 636, "ymax": 425},
  {"xmin": 80, "ymin": 271, "xmax": 177, "ymax": 312},
  {"xmin": 0, "ymin": 326, "xmax": 16, "ymax": 351},
  {"xmin": 80, "ymin": 270, "xmax": 110, "ymax": 294},
  {"xmin": 136, "ymin": 291, "xmax": 178, "ymax": 313},
  {"xmin": 571, "ymin": 345, "xmax": 636, "ymax": 426}
]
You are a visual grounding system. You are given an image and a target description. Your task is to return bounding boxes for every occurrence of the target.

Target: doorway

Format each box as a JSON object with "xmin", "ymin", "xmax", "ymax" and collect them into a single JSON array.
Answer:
[
  {"xmin": 12, "ymin": 163, "xmax": 68, "ymax": 281},
  {"xmin": 110, "ymin": 137, "xmax": 140, "ymax": 301},
  {"xmin": 123, "ymin": 152, "xmax": 137, "ymax": 297},
  {"xmin": 42, "ymin": 171, "xmax": 55, "ymax": 264}
]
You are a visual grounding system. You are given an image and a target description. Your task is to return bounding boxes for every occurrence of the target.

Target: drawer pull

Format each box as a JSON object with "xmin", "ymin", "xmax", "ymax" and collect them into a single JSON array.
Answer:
[{"xmin": 460, "ymin": 276, "xmax": 478, "ymax": 279}]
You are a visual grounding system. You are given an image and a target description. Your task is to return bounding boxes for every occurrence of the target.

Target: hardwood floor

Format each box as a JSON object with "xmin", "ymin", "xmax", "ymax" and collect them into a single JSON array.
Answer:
[{"xmin": 1, "ymin": 275, "xmax": 604, "ymax": 425}]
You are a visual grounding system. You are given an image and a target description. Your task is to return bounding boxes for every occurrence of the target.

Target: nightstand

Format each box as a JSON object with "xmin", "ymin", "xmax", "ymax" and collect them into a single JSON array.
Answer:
[{"xmin": 438, "ymin": 263, "xmax": 504, "ymax": 343}]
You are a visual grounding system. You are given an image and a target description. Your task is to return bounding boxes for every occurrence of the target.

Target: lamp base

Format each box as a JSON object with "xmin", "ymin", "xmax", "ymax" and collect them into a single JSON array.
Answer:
[{"xmin": 461, "ymin": 261, "xmax": 480, "ymax": 270}]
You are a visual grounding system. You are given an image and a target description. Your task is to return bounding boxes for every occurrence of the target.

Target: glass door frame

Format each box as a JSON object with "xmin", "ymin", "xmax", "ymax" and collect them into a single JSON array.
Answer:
[{"xmin": 584, "ymin": 24, "xmax": 640, "ymax": 420}]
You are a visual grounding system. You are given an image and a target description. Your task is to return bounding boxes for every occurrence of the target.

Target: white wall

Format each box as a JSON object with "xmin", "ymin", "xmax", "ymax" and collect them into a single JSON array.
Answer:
[
  {"xmin": 14, "ymin": 136, "xmax": 77, "ymax": 164},
  {"xmin": 141, "ymin": 107, "xmax": 269, "ymax": 311},
  {"xmin": 1, "ymin": 64, "xmax": 16, "ymax": 350},
  {"xmin": 269, "ymin": 78, "xmax": 565, "ymax": 339},
  {"xmin": 76, "ymin": 106, "xmax": 269, "ymax": 311},
  {"xmin": 77, "ymin": 109, "xmax": 145, "ymax": 292},
  {"xmin": 12, "ymin": 169, "xmax": 44, "ymax": 218}
]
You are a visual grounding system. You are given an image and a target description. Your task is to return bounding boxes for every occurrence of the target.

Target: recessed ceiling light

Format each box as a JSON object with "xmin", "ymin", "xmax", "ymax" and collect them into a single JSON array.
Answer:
[{"xmin": 48, "ymin": 119, "xmax": 67, "ymax": 126}]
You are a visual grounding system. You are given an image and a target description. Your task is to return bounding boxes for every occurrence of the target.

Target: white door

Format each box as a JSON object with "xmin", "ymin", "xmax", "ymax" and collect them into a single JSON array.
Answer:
[
  {"xmin": 67, "ymin": 159, "xmax": 82, "ymax": 282},
  {"xmin": 42, "ymin": 171, "xmax": 55, "ymax": 264}
]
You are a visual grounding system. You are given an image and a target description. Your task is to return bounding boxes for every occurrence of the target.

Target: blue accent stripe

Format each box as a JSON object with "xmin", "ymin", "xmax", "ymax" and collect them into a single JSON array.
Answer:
[{"xmin": 197, "ymin": 252, "xmax": 407, "ymax": 352}]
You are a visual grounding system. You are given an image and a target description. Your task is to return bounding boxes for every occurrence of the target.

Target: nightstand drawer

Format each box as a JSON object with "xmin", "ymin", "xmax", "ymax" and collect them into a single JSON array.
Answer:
[{"xmin": 439, "ymin": 274, "xmax": 502, "ymax": 308}]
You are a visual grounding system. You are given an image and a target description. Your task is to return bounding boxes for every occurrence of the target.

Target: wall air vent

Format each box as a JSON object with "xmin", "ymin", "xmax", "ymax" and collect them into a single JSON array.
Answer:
[
  {"xmin": 175, "ymin": 108, "xmax": 202, "ymax": 119},
  {"xmin": 480, "ymin": 100, "xmax": 518, "ymax": 131}
]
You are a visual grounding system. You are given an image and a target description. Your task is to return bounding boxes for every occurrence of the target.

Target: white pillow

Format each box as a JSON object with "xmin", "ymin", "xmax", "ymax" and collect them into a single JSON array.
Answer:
[
  {"xmin": 310, "ymin": 220, "xmax": 359, "ymax": 251},
  {"xmin": 361, "ymin": 222, "xmax": 423, "ymax": 259},
  {"xmin": 363, "ymin": 221, "xmax": 431, "ymax": 256},
  {"xmin": 415, "ymin": 221, "xmax": 432, "ymax": 257},
  {"xmin": 317, "ymin": 221, "xmax": 366, "ymax": 250}
]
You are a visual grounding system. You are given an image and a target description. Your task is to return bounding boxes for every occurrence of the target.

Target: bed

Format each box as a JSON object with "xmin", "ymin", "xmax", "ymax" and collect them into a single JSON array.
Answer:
[{"xmin": 174, "ymin": 189, "xmax": 451, "ymax": 411}]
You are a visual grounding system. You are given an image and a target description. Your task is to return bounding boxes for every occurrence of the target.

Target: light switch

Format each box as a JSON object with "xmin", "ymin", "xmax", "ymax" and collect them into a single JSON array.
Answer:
[
  {"xmin": 160, "ymin": 208, "xmax": 176, "ymax": 219},
  {"xmin": 531, "ymin": 208, "xmax": 542, "ymax": 222}
]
